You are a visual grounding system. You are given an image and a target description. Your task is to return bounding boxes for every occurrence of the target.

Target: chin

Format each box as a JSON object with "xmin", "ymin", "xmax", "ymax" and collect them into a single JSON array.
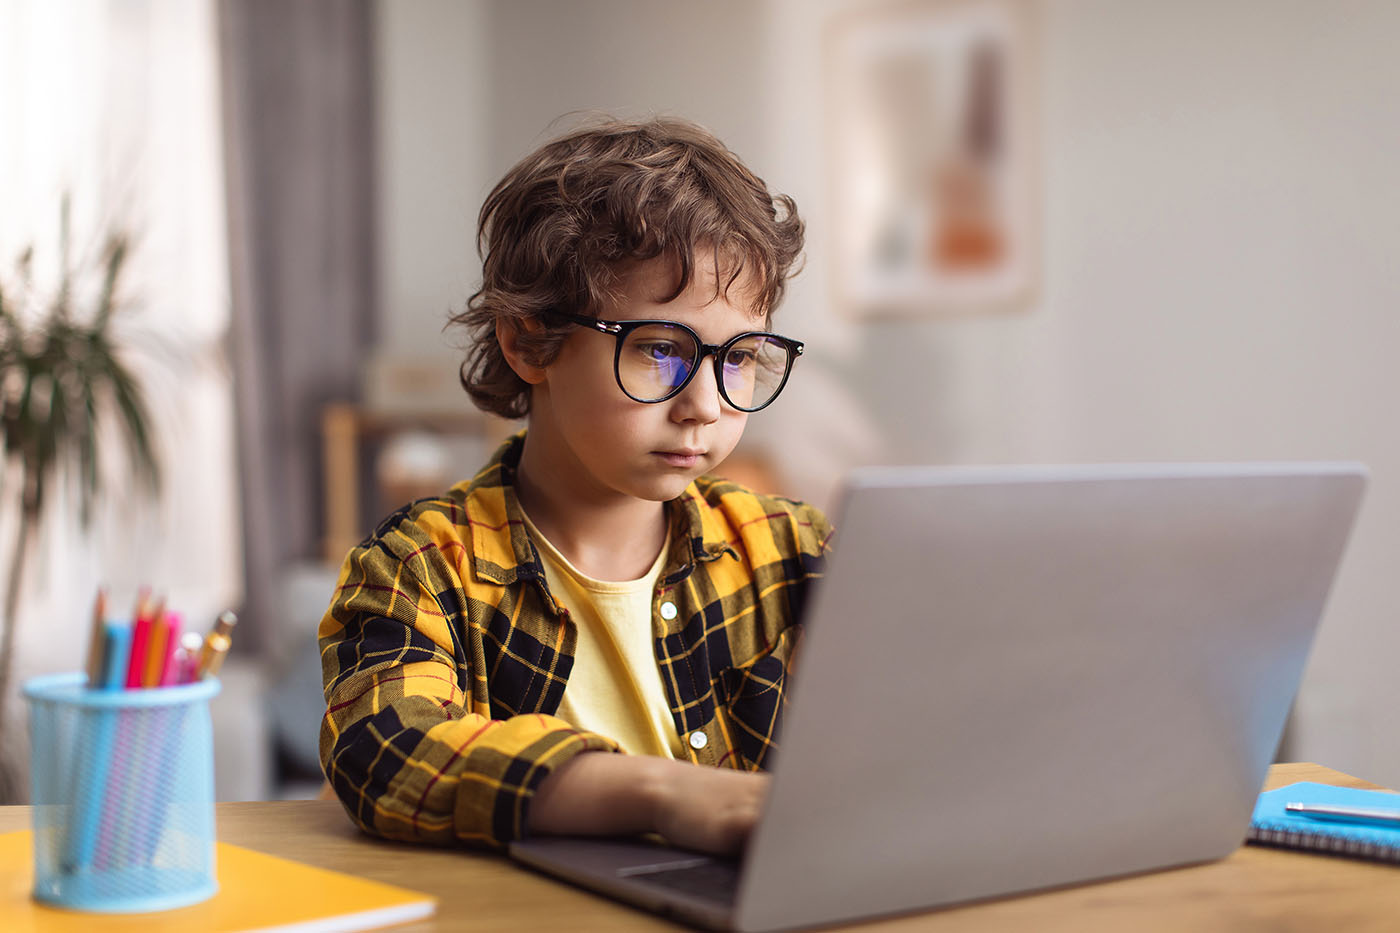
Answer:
[{"xmin": 630, "ymin": 472, "xmax": 702, "ymax": 502}]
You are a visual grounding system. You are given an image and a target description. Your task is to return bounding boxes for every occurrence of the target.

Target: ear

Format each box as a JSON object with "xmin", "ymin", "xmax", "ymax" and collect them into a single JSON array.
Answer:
[{"xmin": 496, "ymin": 316, "xmax": 549, "ymax": 385}]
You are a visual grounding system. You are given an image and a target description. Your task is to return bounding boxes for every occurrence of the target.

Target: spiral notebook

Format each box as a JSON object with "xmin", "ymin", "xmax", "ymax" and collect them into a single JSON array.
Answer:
[{"xmin": 1249, "ymin": 782, "xmax": 1400, "ymax": 863}]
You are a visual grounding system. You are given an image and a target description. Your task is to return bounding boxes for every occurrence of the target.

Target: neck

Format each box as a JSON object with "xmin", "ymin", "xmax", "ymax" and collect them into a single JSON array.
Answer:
[{"xmin": 514, "ymin": 433, "xmax": 669, "ymax": 582}]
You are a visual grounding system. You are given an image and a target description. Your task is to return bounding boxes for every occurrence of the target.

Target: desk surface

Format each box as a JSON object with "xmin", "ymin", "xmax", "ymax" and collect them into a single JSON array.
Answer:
[{"xmin": 4, "ymin": 763, "xmax": 1398, "ymax": 932}]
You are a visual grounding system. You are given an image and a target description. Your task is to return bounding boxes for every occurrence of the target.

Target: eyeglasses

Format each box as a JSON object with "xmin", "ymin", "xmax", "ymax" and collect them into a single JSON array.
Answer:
[{"xmin": 551, "ymin": 311, "xmax": 804, "ymax": 412}]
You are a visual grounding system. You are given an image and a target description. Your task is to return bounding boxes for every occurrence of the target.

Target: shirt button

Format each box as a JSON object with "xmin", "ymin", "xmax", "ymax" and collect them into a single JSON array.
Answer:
[
  {"xmin": 659, "ymin": 601, "xmax": 678, "ymax": 621},
  {"xmin": 689, "ymin": 731, "xmax": 708, "ymax": 750}
]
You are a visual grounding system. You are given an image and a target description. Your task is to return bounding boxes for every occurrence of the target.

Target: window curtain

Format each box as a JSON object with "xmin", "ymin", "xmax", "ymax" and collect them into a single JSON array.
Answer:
[
  {"xmin": 217, "ymin": 0, "xmax": 377, "ymax": 655},
  {"xmin": 0, "ymin": 0, "xmax": 237, "ymax": 795}
]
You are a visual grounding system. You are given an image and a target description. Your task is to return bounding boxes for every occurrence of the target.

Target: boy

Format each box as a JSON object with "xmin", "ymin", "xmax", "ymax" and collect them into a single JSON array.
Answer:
[{"xmin": 319, "ymin": 117, "xmax": 832, "ymax": 856}]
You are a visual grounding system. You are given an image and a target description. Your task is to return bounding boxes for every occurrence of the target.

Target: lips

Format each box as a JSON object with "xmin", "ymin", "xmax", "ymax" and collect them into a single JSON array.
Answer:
[{"xmin": 655, "ymin": 449, "xmax": 705, "ymax": 468}]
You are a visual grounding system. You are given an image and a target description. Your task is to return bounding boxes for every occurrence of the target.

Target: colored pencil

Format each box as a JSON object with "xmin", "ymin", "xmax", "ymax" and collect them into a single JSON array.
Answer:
[
  {"xmin": 83, "ymin": 589, "xmax": 107, "ymax": 687},
  {"xmin": 66, "ymin": 622, "xmax": 132, "ymax": 873}
]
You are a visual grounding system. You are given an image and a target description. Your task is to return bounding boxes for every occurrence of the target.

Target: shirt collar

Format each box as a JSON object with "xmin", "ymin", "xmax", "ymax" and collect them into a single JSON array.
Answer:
[{"xmin": 460, "ymin": 431, "xmax": 736, "ymax": 587}]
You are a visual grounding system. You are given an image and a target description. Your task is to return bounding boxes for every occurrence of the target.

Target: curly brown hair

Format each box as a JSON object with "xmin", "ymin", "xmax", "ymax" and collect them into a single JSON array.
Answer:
[{"xmin": 451, "ymin": 116, "xmax": 806, "ymax": 419}]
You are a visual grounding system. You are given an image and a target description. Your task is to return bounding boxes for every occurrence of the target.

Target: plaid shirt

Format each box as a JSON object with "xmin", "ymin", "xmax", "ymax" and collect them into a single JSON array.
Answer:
[{"xmin": 319, "ymin": 433, "xmax": 833, "ymax": 849}]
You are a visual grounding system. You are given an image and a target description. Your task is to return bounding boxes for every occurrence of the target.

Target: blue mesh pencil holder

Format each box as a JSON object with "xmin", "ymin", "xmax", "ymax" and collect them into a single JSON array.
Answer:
[{"xmin": 23, "ymin": 671, "xmax": 221, "ymax": 912}]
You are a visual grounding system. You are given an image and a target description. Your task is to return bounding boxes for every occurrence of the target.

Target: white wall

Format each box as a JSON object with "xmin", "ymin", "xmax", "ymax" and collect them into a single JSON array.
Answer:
[
  {"xmin": 374, "ymin": 0, "xmax": 1400, "ymax": 786},
  {"xmin": 483, "ymin": 0, "xmax": 771, "ymax": 174},
  {"xmin": 375, "ymin": 0, "xmax": 493, "ymax": 354},
  {"xmin": 1034, "ymin": 0, "xmax": 1400, "ymax": 783}
]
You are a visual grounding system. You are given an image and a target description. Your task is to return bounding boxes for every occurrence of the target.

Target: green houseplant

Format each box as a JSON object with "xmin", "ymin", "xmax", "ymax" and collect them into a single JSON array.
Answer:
[{"xmin": 0, "ymin": 199, "xmax": 161, "ymax": 800}]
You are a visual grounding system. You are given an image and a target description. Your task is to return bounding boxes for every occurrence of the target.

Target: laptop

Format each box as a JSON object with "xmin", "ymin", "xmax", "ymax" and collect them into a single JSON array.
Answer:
[{"xmin": 510, "ymin": 462, "xmax": 1367, "ymax": 931}]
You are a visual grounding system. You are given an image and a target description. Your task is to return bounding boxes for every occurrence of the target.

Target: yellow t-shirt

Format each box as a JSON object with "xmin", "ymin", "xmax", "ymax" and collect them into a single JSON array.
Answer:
[{"xmin": 520, "ymin": 512, "xmax": 682, "ymax": 759}]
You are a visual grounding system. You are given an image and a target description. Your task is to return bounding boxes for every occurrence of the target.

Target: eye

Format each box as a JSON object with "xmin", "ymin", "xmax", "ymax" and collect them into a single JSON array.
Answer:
[
  {"xmin": 635, "ymin": 340, "xmax": 685, "ymax": 363},
  {"xmin": 723, "ymin": 347, "xmax": 757, "ymax": 370}
]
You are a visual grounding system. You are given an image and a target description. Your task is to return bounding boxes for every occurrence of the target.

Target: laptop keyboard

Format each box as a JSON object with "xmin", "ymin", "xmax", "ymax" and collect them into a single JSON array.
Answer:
[{"xmin": 625, "ymin": 858, "xmax": 741, "ymax": 905}]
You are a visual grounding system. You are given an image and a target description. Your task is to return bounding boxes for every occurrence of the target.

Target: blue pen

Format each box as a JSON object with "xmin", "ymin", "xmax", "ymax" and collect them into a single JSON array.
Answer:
[{"xmin": 62, "ymin": 622, "xmax": 132, "ymax": 874}]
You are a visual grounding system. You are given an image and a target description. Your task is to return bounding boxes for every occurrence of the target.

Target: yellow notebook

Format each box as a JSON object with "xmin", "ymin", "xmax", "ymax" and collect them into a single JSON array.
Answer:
[{"xmin": 0, "ymin": 831, "xmax": 437, "ymax": 932}]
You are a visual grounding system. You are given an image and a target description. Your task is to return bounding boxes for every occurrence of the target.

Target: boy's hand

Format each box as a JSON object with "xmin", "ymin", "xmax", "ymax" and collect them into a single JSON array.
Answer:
[
  {"xmin": 529, "ymin": 752, "xmax": 770, "ymax": 857},
  {"xmin": 651, "ymin": 762, "xmax": 770, "ymax": 856}
]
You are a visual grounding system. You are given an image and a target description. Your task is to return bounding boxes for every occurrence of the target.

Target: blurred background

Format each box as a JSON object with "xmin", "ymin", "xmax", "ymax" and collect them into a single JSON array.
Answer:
[{"xmin": 1, "ymin": 0, "xmax": 1397, "ymax": 801}]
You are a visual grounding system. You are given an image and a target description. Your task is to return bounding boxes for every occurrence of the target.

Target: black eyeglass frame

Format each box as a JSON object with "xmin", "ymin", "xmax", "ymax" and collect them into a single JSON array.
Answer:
[{"xmin": 551, "ymin": 311, "xmax": 805, "ymax": 412}]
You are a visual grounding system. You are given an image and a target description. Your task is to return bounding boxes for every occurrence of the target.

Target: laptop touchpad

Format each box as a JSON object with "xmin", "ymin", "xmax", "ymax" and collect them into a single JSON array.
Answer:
[{"xmin": 622, "ymin": 857, "xmax": 740, "ymax": 905}]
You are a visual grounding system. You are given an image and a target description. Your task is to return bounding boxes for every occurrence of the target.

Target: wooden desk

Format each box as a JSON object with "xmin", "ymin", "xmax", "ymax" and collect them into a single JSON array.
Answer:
[{"xmin": 4, "ymin": 763, "xmax": 1398, "ymax": 931}]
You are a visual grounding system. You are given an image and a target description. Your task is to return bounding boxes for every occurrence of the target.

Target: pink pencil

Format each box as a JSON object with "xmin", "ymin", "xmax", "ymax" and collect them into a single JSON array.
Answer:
[{"xmin": 157, "ymin": 613, "xmax": 183, "ymax": 686}]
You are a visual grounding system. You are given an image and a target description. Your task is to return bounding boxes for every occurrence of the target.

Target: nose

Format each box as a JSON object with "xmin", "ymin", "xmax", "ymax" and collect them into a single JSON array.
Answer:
[{"xmin": 669, "ymin": 354, "xmax": 724, "ymax": 424}]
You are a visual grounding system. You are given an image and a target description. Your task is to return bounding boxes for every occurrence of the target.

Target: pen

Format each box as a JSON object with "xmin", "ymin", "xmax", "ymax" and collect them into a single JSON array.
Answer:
[
  {"xmin": 174, "ymin": 630, "xmax": 204, "ymax": 684},
  {"xmin": 195, "ymin": 610, "xmax": 237, "ymax": 680},
  {"xmin": 1285, "ymin": 802, "xmax": 1400, "ymax": 826}
]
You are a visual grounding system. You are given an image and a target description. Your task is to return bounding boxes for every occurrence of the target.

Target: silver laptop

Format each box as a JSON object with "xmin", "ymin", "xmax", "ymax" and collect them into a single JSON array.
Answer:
[{"xmin": 510, "ymin": 462, "xmax": 1366, "ymax": 931}]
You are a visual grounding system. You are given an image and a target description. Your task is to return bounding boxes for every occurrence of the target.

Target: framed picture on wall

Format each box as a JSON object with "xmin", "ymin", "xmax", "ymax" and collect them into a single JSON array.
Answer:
[{"xmin": 826, "ymin": 0, "xmax": 1040, "ymax": 318}]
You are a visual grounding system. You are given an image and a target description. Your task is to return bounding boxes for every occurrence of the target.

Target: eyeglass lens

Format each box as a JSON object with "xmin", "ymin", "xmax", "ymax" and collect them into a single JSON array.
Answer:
[{"xmin": 618, "ymin": 323, "xmax": 792, "ymax": 409}]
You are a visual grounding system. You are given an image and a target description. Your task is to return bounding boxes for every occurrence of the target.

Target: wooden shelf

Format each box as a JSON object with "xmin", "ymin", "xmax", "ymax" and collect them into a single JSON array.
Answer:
[{"xmin": 320, "ymin": 402, "xmax": 511, "ymax": 565}]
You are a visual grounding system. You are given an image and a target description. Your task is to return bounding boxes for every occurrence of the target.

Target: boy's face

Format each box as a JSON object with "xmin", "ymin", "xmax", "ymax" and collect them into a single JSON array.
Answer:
[{"xmin": 529, "ymin": 254, "xmax": 762, "ymax": 505}]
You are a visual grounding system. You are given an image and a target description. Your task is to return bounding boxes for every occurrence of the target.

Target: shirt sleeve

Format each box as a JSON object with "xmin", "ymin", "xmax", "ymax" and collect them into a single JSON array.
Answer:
[{"xmin": 318, "ymin": 541, "xmax": 620, "ymax": 849}]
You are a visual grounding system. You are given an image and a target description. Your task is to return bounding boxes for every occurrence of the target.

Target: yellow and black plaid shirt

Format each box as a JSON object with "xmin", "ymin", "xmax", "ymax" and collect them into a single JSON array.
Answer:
[{"xmin": 319, "ymin": 434, "xmax": 833, "ymax": 849}]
